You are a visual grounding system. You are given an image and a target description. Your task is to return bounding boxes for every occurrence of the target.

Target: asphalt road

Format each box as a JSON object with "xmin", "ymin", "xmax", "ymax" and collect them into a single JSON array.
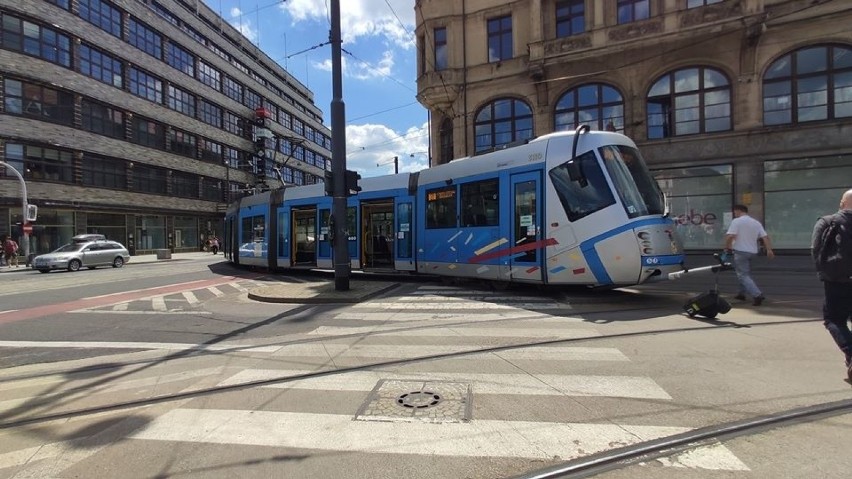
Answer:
[{"xmin": 0, "ymin": 254, "xmax": 849, "ymax": 479}]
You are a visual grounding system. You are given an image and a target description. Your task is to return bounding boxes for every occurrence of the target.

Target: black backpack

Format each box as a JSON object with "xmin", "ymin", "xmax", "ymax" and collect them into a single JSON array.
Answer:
[{"xmin": 814, "ymin": 214, "xmax": 852, "ymax": 282}]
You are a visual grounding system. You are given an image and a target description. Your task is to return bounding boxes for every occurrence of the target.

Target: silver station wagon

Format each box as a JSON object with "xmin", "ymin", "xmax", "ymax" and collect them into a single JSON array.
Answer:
[{"xmin": 32, "ymin": 235, "xmax": 131, "ymax": 273}]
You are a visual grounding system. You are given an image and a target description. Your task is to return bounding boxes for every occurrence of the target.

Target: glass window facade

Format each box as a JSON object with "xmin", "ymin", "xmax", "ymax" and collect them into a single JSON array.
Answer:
[
  {"xmin": 128, "ymin": 18, "xmax": 162, "ymax": 59},
  {"xmin": 555, "ymin": 83, "xmax": 623, "ymax": 132},
  {"xmin": 434, "ymin": 27, "xmax": 447, "ymax": 70},
  {"xmin": 653, "ymin": 165, "xmax": 733, "ymax": 249},
  {"xmin": 487, "ymin": 15, "xmax": 512, "ymax": 63},
  {"xmin": 474, "ymin": 98, "xmax": 533, "ymax": 153},
  {"xmin": 174, "ymin": 216, "xmax": 198, "ymax": 249},
  {"xmin": 763, "ymin": 44, "xmax": 852, "ymax": 125},
  {"xmin": 129, "ymin": 67, "xmax": 163, "ymax": 103},
  {"xmin": 81, "ymin": 99, "xmax": 125, "ymax": 139},
  {"xmin": 135, "ymin": 215, "xmax": 166, "ymax": 250},
  {"xmin": 617, "ymin": 0, "xmax": 649, "ymax": 24},
  {"xmin": 4, "ymin": 79, "xmax": 74, "ymax": 126},
  {"xmin": 0, "ymin": 12, "xmax": 72, "ymax": 67},
  {"xmin": 764, "ymin": 156, "xmax": 852, "ymax": 248},
  {"xmin": 648, "ymin": 66, "xmax": 731, "ymax": 138},
  {"xmin": 78, "ymin": 44, "xmax": 123, "ymax": 88},
  {"xmin": 166, "ymin": 42, "xmax": 195, "ymax": 76},
  {"xmin": 556, "ymin": 0, "xmax": 585, "ymax": 37},
  {"xmin": 79, "ymin": 0, "xmax": 122, "ymax": 37}
]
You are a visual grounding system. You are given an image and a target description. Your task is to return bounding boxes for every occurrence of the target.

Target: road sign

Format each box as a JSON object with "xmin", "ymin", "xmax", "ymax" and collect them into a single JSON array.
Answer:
[{"xmin": 22, "ymin": 223, "xmax": 32, "ymax": 234}]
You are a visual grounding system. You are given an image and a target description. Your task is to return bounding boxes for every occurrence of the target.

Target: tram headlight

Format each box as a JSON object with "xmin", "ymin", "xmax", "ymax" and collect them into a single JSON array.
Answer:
[
  {"xmin": 643, "ymin": 247, "xmax": 654, "ymax": 255},
  {"xmin": 637, "ymin": 232, "xmax": 651, "ymax": 240}
]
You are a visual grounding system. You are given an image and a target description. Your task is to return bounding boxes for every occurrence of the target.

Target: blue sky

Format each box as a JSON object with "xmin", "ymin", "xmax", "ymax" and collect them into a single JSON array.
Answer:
[{"xmin": 204, "ymin": 0, "xmax": 430, "ymax": 177}]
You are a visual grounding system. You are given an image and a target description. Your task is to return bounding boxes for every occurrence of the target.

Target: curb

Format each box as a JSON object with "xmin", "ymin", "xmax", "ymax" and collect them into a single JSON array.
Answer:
[{"xmin": 247, "ymin": 281, "xmax": 402, "ymax": 304}]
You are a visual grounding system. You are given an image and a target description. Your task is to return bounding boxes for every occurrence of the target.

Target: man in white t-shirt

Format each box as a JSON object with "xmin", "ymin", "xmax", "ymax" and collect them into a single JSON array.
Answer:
[{"xmin": 725, "ymin": 204, "xmax": 775, "ymax": 306}]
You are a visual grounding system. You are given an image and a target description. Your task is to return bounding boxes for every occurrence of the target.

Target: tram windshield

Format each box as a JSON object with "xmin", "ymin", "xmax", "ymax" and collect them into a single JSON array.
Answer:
[{"xmin": 599, "ymin": 145, "xmax": 665, "ymax": 218}]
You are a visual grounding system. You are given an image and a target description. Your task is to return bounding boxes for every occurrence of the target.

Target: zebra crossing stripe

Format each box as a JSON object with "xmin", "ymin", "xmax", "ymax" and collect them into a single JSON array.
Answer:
[
  {"xmin": 307, "ymin": 325, "xmax": 600, "ymax": 339},
  {"xmin": 207, "ymin": 287, "xmax": 225, "ymax": 297},
  {"xmin": 128, "ymin": 409, "xmax": 746, "ymax": 470},
  {"xmin": 151, "ymin": 296, "xmax": 167, "ymax": 312},
  {"xmin": 181, "ymin": 291, "xmax": 200, "ymax": 304},
  {"xmin": 353, "ymin": 302, "xmax": 563, "ymax": 310},
  {"xmin": 216, "ymin": 368, "xmax": 666, "ymax": 399},
  {"xmin": 332, "ymin": 312, "xmax": 572, "ymax": 322}
]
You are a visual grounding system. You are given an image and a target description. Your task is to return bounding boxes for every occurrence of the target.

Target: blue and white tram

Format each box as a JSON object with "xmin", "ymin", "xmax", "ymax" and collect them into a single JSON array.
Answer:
[{"xmin": 225, "ymin": 128, "xmax": 685, "ymax": 287}]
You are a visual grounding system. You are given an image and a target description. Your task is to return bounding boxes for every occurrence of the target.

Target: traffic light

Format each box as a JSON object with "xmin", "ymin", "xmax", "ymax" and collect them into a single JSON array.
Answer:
[
  {"xmin": 324, "ymin": 170, "xmax": 334, "ymax": 196},
  {"xmin": 254, "ymin": 137, "xmax": 266, "ymax": 152},
  {"xmin": 345, "ymin": 169, "xmax": 361, "ymax": 196}
]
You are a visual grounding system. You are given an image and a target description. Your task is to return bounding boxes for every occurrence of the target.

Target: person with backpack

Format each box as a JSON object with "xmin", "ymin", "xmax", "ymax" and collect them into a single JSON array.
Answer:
[{"xmin": 812, "ymin": 189, "xmax": 852, "ymax": 382}]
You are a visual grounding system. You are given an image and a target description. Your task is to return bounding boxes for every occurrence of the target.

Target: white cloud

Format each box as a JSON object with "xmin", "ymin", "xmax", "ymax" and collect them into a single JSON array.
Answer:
[
  {"xmin": 312, "ymin": 50, "xmax": 395, "ymax": 80},
  {"xmin": 345, "ymin": 122, "xmax": 430, "ymax": 177},
  {"xmin": 228, "ymin": 7, "xmax": 258, "ymax": 43},
  {"xmin": 280, "ymin": 0, "xmax": 415, "ymax": 49}
]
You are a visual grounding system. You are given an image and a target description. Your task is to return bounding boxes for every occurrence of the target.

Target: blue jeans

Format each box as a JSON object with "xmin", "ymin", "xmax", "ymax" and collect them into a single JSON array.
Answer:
[
  {"xmin": 823, "ymin": 281, "xmax": 852, "ymax": 367},
  {"xmin": 733, "ymin": 250, "xmax": 762, "ymax": 298}
]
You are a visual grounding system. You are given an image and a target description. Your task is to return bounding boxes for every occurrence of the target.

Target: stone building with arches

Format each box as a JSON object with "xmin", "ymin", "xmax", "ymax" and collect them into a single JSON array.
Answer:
[{"xmin": 415, "ymin": 0, "xmax": 852, "ymax": 251}]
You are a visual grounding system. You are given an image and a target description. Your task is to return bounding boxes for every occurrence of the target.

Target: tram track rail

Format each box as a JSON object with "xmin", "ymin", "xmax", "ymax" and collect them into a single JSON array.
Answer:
[{"xmin": 516, "ymin": 397, "xmax": 852, "ymax": 479}]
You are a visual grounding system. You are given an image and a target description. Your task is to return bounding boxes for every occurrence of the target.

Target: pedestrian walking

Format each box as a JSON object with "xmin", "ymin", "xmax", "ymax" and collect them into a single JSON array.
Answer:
[
  {"xmin": 724, "ymin": 204, "xmax": 775, "ymax": 305},
  {"xmin": 211, "ymin": 236, "xmax": 220, "ymax": 255},
  {"xmin": 812, "ymin": 189, "xmax": 852, "ymax": 382},
  {"xmin": 3, "ymin": 235, "xmax": 19, "ymax": 268}
]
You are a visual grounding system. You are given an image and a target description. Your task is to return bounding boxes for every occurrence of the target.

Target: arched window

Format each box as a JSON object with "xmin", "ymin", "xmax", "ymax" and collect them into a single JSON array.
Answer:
[
  {"xmin": 474, "ymin": 98, "xmax": 533, "ymax": 153},
  {"xmin": 554, "ymin": 83, "xmax": 623, "ymax": 133},
  {"xmin": 763, "ymin": 44, "xmax": 852, "ymax": 125},
  {"xmin": 647, "ymin": 66, "xmax": 731, "ymax": 139},
  {"xmin": 439, "ymin": 118, "xmax": 453, "ymax": 163}
]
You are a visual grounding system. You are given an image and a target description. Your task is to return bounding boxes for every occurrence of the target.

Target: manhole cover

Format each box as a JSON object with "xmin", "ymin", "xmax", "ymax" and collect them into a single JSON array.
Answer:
[
  {"xmin": 355, "ymin": 379, "xmax": 472, "ymax": 423},
  {"xmin": 397, "ymin": 391, "xmax": 441, "ymax": 408}
]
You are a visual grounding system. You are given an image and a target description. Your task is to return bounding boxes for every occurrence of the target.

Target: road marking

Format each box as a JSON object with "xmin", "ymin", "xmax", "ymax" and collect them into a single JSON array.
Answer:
[
  {"xmin": 151, "ymin": 296, "xmax": 167, "ymax": 311},
  {"xmin": 216, "ymin": 369, "xmax": 666, "ymax": 398},
  {"xmin": 112, "ymin": 302, "xmax": 128, "ymax": 311},
  {"xmin": 0, "ymin": 340, "xmax": 280, "ymax": 353},
  {"xmin": 332, "ymin": 312, "xmax": 574, "ymax": 322},
  {"xmin": 181, "ymin": 291, "xmax": 200, "ymax": 304},
  {"xmin": 353, "ymin": 302, "xmax": 564, "ymax": 310},
  {"xmin": 308, "ymin": 326, "xmax": 601, "ymax": 339},
  {"xmin": 208, "ymin": 286, "xmax": 224, "ymax": 297},
  {"xmin": 0, "ymin": 310, "xmax": 19, "ymax": 315},
  {"xmin": 0, "ymin": 276, "xmax": 242, "ymax": 324},
  {"xmin": 131, "ymin": 409, "xmax": 731, "ymax": 462}
]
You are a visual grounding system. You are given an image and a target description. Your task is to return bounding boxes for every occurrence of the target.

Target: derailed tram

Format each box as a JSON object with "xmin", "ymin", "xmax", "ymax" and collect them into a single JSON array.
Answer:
[{"xmin": 224, "ymin": 127, "xmax": 685, "ymax": 287}]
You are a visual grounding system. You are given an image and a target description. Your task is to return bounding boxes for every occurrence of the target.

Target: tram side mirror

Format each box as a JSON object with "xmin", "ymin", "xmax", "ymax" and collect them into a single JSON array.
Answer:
[{"xmin": 566, "ymin": 161, "xmax": 588, "ymax": 188}]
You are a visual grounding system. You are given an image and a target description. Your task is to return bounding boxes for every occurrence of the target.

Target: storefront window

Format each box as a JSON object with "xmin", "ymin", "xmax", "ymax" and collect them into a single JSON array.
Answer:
[
  {"xmin": 135, "ymin": 215, "xmax": 166, "ymax": 250},
  {"xmin": 765, "ymin": 155, "xmax": 852, "ymax": 248},
  {"xmin": 653, "ymin": 165, "xmax": 732, "ymax": 249},
  {"xmin": 11, "ymin": 208, "xmax": 74, "ymax": 255},
  {"xmin": 87, "ymin": 212, "xmax": 126, "ymax": 242},
  {"xmin": 174, "ymin": 216, "xmax": 198, "ymax": 249}
]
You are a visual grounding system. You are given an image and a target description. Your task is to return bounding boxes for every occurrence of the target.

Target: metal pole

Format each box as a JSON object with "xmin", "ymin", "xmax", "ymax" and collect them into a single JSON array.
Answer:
[
  {"xmin": 0, "ymin": 161, "xmax": 29, "ymax": 260},
  {"xmin": 330, "ymin": 0, "xmax": 349, "ymax": 291}
]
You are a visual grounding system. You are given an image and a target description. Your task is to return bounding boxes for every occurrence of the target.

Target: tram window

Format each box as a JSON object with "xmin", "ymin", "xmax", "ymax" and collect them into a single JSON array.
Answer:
[
  {"xmin": 461, "ymin": 179, "xmax": 499, "ymax": 227},
  {"xmin": 241, "ymin": 215, "xmax": 264, "ymax": 244},
  {"xmin": 426, "ymin": 185, "xmax": 458, "ymax": 228},
  {"xmin": 548, "ymin": 151, "xmax": 616, "ymax": 222}
]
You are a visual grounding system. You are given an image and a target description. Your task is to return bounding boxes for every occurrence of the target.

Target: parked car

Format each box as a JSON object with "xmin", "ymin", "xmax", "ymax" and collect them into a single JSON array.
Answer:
[{"xmin": 32, "ymin": 238, "xmax": 130, "ymax": 273}]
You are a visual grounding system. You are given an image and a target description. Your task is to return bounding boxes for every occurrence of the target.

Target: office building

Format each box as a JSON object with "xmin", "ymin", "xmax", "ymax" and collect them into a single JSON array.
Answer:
[
  {"xmin": 1, "ymin": 0, "xmax": 331, "ymax": 256},
  {"xmin": 415, "ymin": 0, "xmax": 852, "ymax": 251}
]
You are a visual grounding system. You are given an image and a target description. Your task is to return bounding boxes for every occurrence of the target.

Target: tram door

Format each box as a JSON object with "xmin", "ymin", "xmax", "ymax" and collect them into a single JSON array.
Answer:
[
  {"xmin": 510, "ymin": 172, "xmax": 542, "ymax": 282},
  {"xmin": 361, "ymin": 201, "xmax": 394, "ymax": 269},
  {"xmin": 292, "ymin": 208, "xmax": 317, "ymax": 266}
]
